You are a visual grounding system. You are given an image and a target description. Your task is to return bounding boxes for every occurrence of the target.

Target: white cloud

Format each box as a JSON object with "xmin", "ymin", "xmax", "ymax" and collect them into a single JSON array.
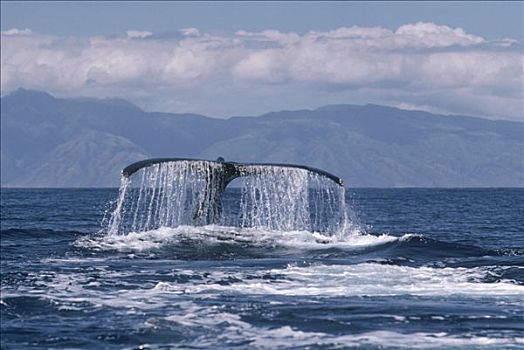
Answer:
[
  {"xmin": 1, "ymin": 23, "xmax": 522, "ymax": 120},
  {"xmin": 236, "ymin": 29, "xmax": 301, "ymax": 45},
  {"xmin": 126, "ymin": 30, "xmax": 153, "ymax": 39},
  {"xmin": 1, "ymin": 28, "xmax": 32, "ymax": 36},
  {"xmin": 394, "ymin": 102, "xmax": 449, "ymax": 115},
  {"xmin": 180, "ymin": 27, "xmax": 201, "ymax": 37},
  {"xmin": 395, "ymin": 22, "xmax": 485, "ymax": 47}
]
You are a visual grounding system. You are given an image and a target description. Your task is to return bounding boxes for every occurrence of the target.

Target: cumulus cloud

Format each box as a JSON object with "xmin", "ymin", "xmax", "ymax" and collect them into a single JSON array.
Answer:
[
  {"xmin": 1, "ymin": 28, "xmax": 32, "ymax": 36},
  {"xmin": 1, "ymin": 23, "xmax": 522, "ymax": 120},
  {"xmin": 126, "ymin": 30, "xmax": 153, "ymax": 39},
  {"xmin": 394, "ymin": 22, "xmax": 485, "ymax": 47},
  {"xmin": 180, "ymin": 27, "xmax": 201, "ymax": 37}
]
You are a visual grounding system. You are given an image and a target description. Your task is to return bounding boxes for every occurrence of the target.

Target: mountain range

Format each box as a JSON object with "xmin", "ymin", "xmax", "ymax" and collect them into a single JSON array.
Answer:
[{"xmin": 1, "ymin": 89, "xmax": 522, "ymax": 187}]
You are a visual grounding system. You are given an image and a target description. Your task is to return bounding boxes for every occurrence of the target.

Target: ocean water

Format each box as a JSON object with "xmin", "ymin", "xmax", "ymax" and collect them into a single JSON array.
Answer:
[{"xmin": 1, "ymin": 188, "xmax": 523, "ymax": 349}]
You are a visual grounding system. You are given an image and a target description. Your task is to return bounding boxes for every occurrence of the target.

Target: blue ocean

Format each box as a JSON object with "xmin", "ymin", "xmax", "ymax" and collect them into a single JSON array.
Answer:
[{"xmin": 1, "ymin": 188, "xmax": 523, "ymax": 349}]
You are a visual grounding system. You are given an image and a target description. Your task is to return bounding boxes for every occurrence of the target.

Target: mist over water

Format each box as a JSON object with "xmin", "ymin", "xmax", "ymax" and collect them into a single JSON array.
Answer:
[{"xmin": 1, "ymin": 186, "xmax": 523, "ymax": 349}]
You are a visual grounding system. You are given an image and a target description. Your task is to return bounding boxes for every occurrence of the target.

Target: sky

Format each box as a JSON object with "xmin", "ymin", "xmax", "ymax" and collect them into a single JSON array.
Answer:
[{"xmin": 1, "ymin": 1, "xmax": 523, "ymax": 120}]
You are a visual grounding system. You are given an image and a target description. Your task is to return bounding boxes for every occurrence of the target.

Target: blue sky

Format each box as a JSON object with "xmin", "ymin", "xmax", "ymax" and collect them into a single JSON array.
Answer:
[
  {"xmin": 1, "ymin": 1, "xmax": 523, "ymax": 120},
  {"xmin": 2, "ymin": 1, "xmax": 522, "ymax": 40}
]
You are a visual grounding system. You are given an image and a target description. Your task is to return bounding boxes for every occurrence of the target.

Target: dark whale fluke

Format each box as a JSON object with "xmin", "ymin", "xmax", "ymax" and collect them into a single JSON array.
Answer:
[
  {"xmin": 121, "ymin": 157, "xmax": 343, "ymax": 225},
  {"xmin": 122, "ymin": 157, "xmax": 343, "ymax": 186}
]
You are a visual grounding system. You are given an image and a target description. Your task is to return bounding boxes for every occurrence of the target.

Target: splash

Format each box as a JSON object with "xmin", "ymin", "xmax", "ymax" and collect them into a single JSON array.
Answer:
[
  {"xmin": 105, "ymin": 161, "xmax": 351, "ymax": 235},
  {"xmin": 237, "ymin": 165, "xmax": 347, "ymax": 233}
]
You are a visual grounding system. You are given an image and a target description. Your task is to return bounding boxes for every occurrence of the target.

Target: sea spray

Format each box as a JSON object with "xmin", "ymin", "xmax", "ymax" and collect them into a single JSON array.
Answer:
[
  {"xmin": 107, "ymin": 176, "xmax": 130, "ymax": 235},
  {"xmin": 106, "ymin": 161, "xmax": 221, "ymax": 234},
  {"xmin": 237, "ymin": 166, "xmax": 346, "ymax": 232},
  {"xmin": 106, "ymin": 161, "xmax": 352, "ymax": 235}
]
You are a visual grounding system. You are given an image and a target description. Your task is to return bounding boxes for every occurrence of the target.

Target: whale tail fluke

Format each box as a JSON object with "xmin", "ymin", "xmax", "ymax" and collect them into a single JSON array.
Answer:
[
  {"xmin": 121, "ymin": 157, "xmax": 343, "ymax": 225},
  {"xmin": 123, "ymin": 157, "xmax": 343, "ymax": 186}
]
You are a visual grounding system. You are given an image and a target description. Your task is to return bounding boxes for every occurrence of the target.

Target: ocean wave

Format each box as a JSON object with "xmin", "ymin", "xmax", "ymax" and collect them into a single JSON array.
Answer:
[
  {"xmin": 153, "ymin": 301, "xmax": 524, "ymax": 349},
  {"xmin": 7, "ymin": 261, "xmax": 522, "ymax": 316},
  {"xmin": 152, "ymin": 262, "xmax": 524, "ymax": 298},
  {"xmin": 74, "ymin": 225, "xmax": 398, "ymax": 253}
]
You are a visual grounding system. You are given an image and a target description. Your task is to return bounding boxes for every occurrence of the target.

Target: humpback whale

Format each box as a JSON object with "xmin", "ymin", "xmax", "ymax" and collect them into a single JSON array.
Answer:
[{"xmin": 122, "ymin": 157, "xmax": 343, "ymax": 225}]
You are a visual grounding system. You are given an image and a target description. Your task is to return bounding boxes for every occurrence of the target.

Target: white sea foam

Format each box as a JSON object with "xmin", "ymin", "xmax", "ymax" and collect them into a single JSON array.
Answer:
[
  {"xmin": 127, "ymin": 298, "xmax": 524, "ymax": 349},
  {"xmin": 155, "ymin": 301, "xmax": 524, "ymax": 349},
  {"xmin": 73, "ymin": 225, "xmax": 524, "ymax": 299},
  {"xmin": 5, "ymin": 259, "xmax": 523, "ymax": 349},
  {"xmin": 150, "ymin": 263, "xmax": 524, "ymax": 298},
  {"xmin": 10, "ymin": 259, "xmax": 522, "ymax": 318},
  {"xmin": 75, "ymin": 225, "xmax": 394, "ymax": 252},
  {"xmin": 250, "ymin": 328, "xmax": 524, "ymax": 349}
]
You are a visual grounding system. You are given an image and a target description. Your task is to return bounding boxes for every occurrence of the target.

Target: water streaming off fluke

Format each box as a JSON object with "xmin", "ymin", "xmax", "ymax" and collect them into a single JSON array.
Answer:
[{"xmin": 106, "ymin": 160, "xmax": 349, "ymax": 235}]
